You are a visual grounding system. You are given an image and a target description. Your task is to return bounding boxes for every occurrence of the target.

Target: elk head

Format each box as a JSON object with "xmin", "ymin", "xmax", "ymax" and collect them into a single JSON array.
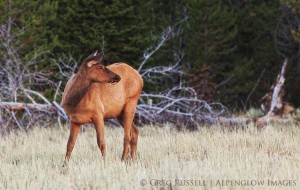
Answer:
[{"xmin": 82, "ymin": 50, "xmax": 121, "ymax": 84}]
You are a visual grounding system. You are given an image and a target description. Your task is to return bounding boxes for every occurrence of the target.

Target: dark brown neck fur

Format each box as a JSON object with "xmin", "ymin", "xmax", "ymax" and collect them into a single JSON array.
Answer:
[{"xmin": 65, "ymin": 71, "xmax": 91, "ymax": 107}]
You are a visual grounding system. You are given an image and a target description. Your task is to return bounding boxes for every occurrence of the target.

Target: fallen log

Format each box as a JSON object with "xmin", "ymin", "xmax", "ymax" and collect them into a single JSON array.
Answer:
[
  {"xmin": 0, "ymin": 102, "xmax": 55, "ymax": 112},
  {"xmin": 217, "ymin": 117, "xmax": 251, "ymax": 126},
  {"xmin": 0, "ymin": 101, "xmax": 68, "ymax": 120}
]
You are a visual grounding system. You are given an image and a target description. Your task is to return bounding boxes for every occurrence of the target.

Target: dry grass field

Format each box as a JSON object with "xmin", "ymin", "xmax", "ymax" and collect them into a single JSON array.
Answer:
[{"xmin": 0, "ymin": 123, "xmax": 299, "ymax": 190}]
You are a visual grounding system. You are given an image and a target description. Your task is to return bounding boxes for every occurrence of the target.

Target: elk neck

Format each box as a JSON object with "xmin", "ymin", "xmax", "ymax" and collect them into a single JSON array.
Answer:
[{"xmin": 65, "ymin": 71, "xmax": 92, "ymax": 107}]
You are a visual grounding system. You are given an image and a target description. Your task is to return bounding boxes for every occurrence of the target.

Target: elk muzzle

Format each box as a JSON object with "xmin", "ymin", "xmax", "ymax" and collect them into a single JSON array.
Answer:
[{"xmin": 110, "ymin": 75, "xmax": 121, "ymax": 85}]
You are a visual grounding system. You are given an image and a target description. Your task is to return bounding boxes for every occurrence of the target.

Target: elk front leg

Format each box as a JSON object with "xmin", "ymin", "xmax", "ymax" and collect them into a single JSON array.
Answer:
[
  {"xmin": 64, "ymin": 122, "xmax": 81, "ymax": 164},
  {"xmin": 94, "ymin": 117, "xmax": 106, "ymax": 159}
]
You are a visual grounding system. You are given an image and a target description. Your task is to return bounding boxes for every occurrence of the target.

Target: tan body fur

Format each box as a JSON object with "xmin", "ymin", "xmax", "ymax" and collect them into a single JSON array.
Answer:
[{"xmin": 62, "ymin": 63, "xmax": 142, "ymax": 123}]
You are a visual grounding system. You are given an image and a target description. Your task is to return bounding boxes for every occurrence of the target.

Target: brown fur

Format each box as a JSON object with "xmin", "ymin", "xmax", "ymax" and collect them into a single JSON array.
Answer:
[
  {"xmin": 61, "ymin": 51, "xmax": 143, "ymax": 163},
  {"xmin": 64, "ymin": 75, "xmax": 90, "ymax": 107}
]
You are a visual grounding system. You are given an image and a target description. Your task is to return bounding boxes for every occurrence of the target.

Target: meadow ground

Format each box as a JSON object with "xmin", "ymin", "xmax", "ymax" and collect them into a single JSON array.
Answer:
[{"xmin": 0, "ymin": 123, "xmax": 299, "ymax": 190}]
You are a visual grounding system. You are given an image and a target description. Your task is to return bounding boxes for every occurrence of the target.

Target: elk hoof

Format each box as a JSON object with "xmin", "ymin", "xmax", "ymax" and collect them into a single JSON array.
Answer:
[{"xmin": 60, "ymin": 160, "xmax": 69, "ymax": 175}]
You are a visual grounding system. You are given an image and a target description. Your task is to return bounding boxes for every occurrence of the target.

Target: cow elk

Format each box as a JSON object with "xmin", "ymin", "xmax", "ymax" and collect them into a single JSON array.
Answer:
[{"xmin": 61, "ymin": 50, "xmax": 143, "ymax": 164}]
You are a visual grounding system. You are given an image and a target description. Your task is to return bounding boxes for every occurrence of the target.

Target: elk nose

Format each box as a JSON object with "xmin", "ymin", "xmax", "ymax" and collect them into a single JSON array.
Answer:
[{"xmin": 113, "ymin": 75, "xmax": 121, "ymax": 82}]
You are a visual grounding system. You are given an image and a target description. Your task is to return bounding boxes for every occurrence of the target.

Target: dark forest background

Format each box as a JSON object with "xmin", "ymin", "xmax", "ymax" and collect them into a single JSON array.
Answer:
[{"xmin": 1, "ymin": 0, "xmax": 299, "ymax": 111}]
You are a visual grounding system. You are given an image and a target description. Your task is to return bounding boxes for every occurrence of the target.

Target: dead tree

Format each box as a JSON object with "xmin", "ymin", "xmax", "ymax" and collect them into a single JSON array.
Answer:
[
  {"xmin": 0, "ymin": 9, "xmax": 67, "ymax": 132},
  {"xmin": 134, "ymin": 15, "xmax": 231, "ymax": 128},
  {"xmin": 260, "ymin": 58, "xmax": 295, "ymax": 116},
  {"xmin": 256, "ymin": 59, "xmax": 295, "ymax": 127}
]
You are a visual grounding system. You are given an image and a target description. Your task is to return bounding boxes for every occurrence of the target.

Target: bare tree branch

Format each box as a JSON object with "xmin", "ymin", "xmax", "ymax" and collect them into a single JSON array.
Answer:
[
  {"xmin": 138, "ymin": 13, "xmax": 189, "ymax": 73},
  {"xmin": 24, "ymin": 89, "xmax": 51, "ymax": 105},
  {"xmin": 0, "ymin": 9, "xmax": 67, "ymax": 130},
  {"xmin": 245, "ymin": 66, "xmax": 267, "ymax": 107},
  {"xmin": 134, "ymin": 11, "xmax": 230, "ymax": 128},
  {"xmin": 54, "ymin": 54, "xmax": 79, "ymax": 78}
]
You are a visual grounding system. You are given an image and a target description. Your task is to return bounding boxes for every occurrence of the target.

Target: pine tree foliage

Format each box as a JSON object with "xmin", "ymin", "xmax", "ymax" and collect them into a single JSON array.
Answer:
[
  {"xmin": 185, "ymin": 0, "xmax": 237, "ymax": 67},
  {"xmin": 52, "ymin": 0, "xmax": 151, "ymax": 67},
  {"xmin": 0, "ymin": 0, "xmax": 58, "ymax": 58},
  {"xmin": 215, "ymin": 0, "xmax": 283, "ymax": 108},
  {"xmin": 278, "ymin": 0, "xmax": 300, "ymax": 106},
  {"xmin": 184, "ymin": 0, "xmax": 237, "ymax": 101},
  {"xmin": 0, "ymin": 0, "xmax": 58, "ymax": 87}
]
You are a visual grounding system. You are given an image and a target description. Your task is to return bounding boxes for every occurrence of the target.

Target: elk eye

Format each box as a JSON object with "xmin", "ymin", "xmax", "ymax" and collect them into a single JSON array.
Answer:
[{"xmin": 98, "ymin": 65, "xmax": 104, "ymax": 70}]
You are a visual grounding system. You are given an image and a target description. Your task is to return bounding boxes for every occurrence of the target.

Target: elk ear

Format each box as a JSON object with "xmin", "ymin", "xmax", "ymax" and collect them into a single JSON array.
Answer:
[
  {"xmin": 94, "ymin": 51, "xmax": 104, "ymax": 61},
  {"xmin": 87, "ymin": 60, "xmax": 98, "ymax": 67},
  {"xmin": 87, "ymin": 50, "xmax": 99, "ymax": 59}
]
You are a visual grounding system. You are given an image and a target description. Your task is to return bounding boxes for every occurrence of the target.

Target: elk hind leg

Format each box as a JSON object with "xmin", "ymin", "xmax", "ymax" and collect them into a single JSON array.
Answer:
[
  {"xmin": 118, "ymin": 102, "xmax": 137, "ymax": 161},
  {"xmin": 130, "ymin": 124, "xmax": 139, "ymax": 161}
]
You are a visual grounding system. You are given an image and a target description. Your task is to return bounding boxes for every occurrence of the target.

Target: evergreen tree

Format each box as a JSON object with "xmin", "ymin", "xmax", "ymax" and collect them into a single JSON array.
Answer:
[
  {"xmin": 0, "ymin": 0, "xmax": 58, "ymax": 90},
  {"xmin": 0, "ymin": 0, "xmax": 58, "ymax": 59},
  {"xmin": 184, "ymin": 0, "xmax": 237, "ymax": 101},
  {"xmin": 277, "ymin": 0, "xmax": 300, "ymax": 106},
  {"xmin": 130, "ymin": 0, "xmax": 188, "ymax": 93},
  {"xmin": 52, "ymin": 0, "xmax": 152, "ymax": 67},
  {"xmin": 220, "ymin": 0, "xmax": 282, "ymax": 108}
]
